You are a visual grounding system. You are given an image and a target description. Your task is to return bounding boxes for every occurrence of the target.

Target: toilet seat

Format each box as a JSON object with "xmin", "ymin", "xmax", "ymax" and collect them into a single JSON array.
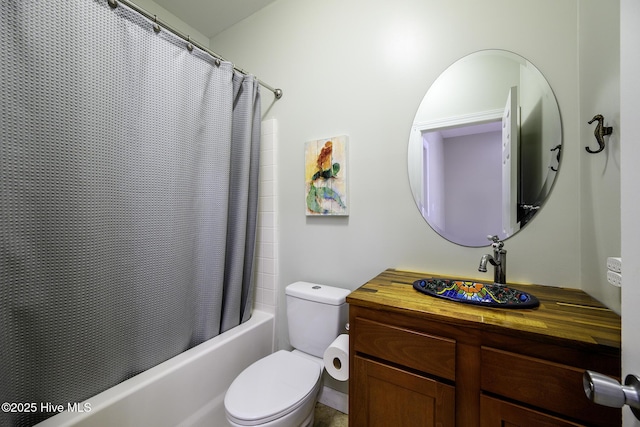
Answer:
[{"xmin": 224, "ymin": 350, "xmax": 322, "ymax": 426}]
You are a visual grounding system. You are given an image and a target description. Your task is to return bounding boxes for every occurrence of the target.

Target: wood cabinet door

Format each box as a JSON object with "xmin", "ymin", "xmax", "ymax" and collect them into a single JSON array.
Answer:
[
  {"xmin": 351, "ymin": 355, "xmax": 455, "ymax": 427},
  {"xmin": 480, "ymin": 395, "xmax": 585, "ymax": 427},
  {"xmin": 481, "ymin": 347, "xmax": 620, "ymax": 426}
]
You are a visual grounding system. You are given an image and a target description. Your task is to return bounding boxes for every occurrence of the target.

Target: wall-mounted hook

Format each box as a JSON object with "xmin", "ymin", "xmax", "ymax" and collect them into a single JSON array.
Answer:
[
  {"xmin": 586, "ymin": 114, "xmax": 613, "ymax": 154},
  {"xmin": 550, "ymin": 144, "xmax": 561, "ymax": 171}
]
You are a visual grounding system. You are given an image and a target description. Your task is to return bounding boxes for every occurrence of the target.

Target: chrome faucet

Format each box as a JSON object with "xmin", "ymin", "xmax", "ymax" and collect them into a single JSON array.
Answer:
[{"xmin": 478, "ymin": 235, "xmax": 507, "ymax": 284}]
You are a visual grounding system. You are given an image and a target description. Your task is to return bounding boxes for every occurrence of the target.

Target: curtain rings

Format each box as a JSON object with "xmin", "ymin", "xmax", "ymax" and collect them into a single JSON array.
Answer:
[{"xmin": 152, "ymin": 15, "xmax": 161, "ymax": 33}]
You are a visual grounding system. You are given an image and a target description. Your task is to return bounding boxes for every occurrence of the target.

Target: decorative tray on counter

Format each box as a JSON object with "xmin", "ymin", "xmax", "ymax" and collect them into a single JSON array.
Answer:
[{"xmin": 413, "ymin": 278, "xmax": 539, "ymax": 309}]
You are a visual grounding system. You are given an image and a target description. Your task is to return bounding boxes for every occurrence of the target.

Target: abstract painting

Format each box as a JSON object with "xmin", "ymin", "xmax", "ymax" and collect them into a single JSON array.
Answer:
[{"xmin": 305, "ymin": 135, "xmax": 348, "ymax": 216}]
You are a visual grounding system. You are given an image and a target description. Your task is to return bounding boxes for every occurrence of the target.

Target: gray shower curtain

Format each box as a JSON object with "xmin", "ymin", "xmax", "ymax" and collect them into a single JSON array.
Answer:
[{"xmin": 0, "ymin": 1, "xmax": 261, "ymax": 425}]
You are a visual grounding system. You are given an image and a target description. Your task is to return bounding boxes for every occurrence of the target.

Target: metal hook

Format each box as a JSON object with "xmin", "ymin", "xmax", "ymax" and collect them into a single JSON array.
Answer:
[
  {"xmin": 586, "ymin": 114, "xmax": 613, "ymax": 154},
  {"xmin": 186, "ymin": 36, "xmax": 194, "ymax": 52},
  {"xmin": 550, "ymin": 144, "xmax": 561, "ymax": 172},
  {"xmin": 108, "ymin": 0, "xmax": 118, "ymax": 9}
]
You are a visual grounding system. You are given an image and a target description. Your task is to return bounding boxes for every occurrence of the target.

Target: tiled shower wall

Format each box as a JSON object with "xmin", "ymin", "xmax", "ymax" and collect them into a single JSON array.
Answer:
[{"xmin": 254, "ymin": 118, "xmax": 278, "ymax": 313}]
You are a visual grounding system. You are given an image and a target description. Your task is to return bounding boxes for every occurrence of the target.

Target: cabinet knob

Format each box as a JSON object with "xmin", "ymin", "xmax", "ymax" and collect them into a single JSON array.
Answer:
[{"xmin": 583, "ymin": 370, "xmax": 640, "ymax": 420}]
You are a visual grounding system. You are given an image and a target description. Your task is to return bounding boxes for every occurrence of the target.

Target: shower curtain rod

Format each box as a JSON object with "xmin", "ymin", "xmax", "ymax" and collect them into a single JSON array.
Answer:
[{"xmin": 107, "ymin": 0, "xmax": 283, "ymax": 99}]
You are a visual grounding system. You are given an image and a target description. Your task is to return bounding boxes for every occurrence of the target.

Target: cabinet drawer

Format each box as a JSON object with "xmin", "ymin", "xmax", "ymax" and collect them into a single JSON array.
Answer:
[
  {"xmin": 353, "ymin": 317, "xmax": 455, "ymax": 380},
  {"xmin": 480, "ymin": 394, "xmax": 585, "ymax": 426},
  {"xmin": 481, "ymin": 347, "xmax": 620, "ymax": 427}
]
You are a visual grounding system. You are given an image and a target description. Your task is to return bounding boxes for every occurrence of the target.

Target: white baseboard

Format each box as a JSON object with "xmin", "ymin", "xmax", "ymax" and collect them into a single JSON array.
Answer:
[{"xmin": 317, "ymin": 386, "xmax": 348, "ymax": 414}]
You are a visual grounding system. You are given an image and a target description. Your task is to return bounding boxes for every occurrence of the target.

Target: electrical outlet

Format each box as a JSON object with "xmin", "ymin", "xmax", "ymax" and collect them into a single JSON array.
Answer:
[
  {"xmin": 607, "ymin": 270, "xmax": 622, "ymax": 287},
  {"xmin": 607, "ymin": 256, "xmax": 622, "ymax": 273}
]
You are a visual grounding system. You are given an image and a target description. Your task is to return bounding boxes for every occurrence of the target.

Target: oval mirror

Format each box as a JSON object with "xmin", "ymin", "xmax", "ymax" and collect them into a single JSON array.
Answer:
[{"xmin": 408, "ymin": 50, "xmax": 562, "ymax": 247}]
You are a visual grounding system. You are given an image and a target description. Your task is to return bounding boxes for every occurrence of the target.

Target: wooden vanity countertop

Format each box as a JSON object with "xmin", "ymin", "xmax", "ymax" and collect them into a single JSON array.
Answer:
[{"xmin": 346, "ymin": 268, "xmax": 621, "ymax": 350}]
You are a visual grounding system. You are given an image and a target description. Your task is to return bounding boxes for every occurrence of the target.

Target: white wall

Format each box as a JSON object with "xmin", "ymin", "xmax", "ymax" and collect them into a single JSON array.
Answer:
[
  {"xmin": 578, "ymin": 1, "xmax": 621, "ymax": 311},
  {"xmin": 209, "ymin": 0, "xmax": 623, "ymax": 352},
  {"xmin": 128, "ymin": 0, "xmax": 209, "ymax": 46}
]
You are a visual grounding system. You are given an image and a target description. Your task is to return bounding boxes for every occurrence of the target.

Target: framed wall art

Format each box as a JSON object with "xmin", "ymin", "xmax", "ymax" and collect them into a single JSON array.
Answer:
[{"xmin": 305, "ymin": 135, "xmax": 348, "ymax": 216}]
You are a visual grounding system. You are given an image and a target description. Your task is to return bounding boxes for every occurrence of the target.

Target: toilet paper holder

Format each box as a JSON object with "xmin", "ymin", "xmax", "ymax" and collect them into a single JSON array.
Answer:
[
  {"xmin": 324, "ymin": 334, "xmax": 350, "ymax": 381},
  {"xmin": 335, "ymin": 323, "xmax": 349, "ymax": 373}
]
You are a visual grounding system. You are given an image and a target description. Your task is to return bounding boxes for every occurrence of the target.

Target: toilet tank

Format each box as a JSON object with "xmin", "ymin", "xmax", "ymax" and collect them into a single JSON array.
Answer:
[{"xmin": 285, "ymin": 282, "xmax": 350, "ymax": 358}]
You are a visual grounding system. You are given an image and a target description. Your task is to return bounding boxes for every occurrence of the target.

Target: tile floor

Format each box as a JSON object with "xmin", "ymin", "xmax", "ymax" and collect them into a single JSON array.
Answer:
[{"xmin": 313, "ymin": 402, "xmax": 348, "ymax": 427}]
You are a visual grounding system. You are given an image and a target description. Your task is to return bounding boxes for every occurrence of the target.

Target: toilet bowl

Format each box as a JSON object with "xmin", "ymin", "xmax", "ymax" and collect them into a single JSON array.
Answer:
[
  {"xmin": 224, "ymin": 282, "xmax": 350, "ymax": 427},
  {"xmin": 224, "ymin": 350, "xmax": 323, "ymax": 427}
]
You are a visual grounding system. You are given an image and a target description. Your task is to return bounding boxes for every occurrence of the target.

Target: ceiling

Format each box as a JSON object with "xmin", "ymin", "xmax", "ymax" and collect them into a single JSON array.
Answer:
[{"xmin": 154, "ymin": 0, "xmax": 278, "ymax": 38}]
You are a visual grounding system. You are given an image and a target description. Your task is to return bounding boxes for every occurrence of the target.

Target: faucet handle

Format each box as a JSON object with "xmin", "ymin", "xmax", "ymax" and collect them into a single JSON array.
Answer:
[{"xmin": 487, "ymin": 235, "xmax": 504, "ymax": 249}]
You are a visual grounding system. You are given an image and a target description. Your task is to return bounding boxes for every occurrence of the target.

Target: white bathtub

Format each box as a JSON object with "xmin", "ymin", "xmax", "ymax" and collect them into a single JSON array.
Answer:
[{"xmin": 37, "ymin": 310, "xmax": 274, "ymax": 427}]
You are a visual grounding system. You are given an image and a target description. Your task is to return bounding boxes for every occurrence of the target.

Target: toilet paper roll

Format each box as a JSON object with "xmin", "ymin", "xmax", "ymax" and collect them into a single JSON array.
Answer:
[{"xmin": 323, "ymin": 334, "xmax": 349, "ymax": 381}]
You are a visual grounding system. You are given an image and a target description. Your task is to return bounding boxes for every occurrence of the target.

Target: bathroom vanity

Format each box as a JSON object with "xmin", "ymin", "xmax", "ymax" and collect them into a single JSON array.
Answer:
[{"xmin": 347, "ymin": 269, "xmax": 621, "ymax": 427}]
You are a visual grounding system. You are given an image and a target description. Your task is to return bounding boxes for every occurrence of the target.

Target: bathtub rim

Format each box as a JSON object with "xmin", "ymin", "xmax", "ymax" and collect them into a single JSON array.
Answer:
[{"xmin": 36, "ymin": 309, "xmax": 275, "ymax": 426}]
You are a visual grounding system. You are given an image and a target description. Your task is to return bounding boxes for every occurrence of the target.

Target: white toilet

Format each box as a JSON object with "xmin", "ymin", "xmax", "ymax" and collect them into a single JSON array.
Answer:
[{"xmin": 224, "ymin": 282, "xmax": 350, "ymax": 427}]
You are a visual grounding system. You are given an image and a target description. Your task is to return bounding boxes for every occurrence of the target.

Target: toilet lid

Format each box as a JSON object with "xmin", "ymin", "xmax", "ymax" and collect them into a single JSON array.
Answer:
[{"xmin": 224, "ymin": 350, "xmax": 322, "ymax": 425}]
